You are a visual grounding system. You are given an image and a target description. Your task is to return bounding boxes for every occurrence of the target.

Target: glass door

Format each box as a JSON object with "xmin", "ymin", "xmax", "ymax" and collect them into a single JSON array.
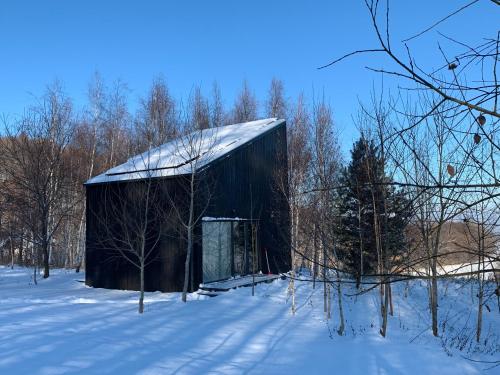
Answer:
[
  {"xmin": 202, "ymin": 221, "xmax": 232, "ymax": 283},
  {"xmin": 202, "ymin": 220, "xmax": 259, "ymax": 283}
]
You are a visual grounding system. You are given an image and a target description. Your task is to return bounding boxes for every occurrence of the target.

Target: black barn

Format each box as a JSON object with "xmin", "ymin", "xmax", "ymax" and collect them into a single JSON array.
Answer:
[{"xmin": 85, "ymin": 118, "xmax": 291, "ymax": 292}]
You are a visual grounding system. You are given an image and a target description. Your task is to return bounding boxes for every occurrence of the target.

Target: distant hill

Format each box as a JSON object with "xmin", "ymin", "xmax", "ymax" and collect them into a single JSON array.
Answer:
[{"xmin": 405, "ymin": 221, "xmax": 499, "ymax": 267}]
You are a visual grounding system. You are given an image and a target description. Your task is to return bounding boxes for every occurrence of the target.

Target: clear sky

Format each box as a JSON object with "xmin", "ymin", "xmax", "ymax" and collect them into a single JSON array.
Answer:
[{"xmin": 0, "ymin": 0, "xmax": 497, "ymax": 151}]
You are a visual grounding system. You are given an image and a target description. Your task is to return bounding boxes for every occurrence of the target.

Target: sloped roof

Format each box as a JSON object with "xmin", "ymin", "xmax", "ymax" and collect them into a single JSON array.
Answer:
[{"xmin": 86, "ymin": 118, "xmax": 284, "ymax": 185}]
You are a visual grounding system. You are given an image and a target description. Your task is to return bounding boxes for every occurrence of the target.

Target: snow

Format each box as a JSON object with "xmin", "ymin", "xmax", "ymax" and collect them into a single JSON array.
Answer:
[
  {"xmin": 0, "ymin": 266, "xmax": 498, "ymax": 374},
  {"xmin": 86, "ymin": 118, "xmax": 283, "ymax": 185},
  {"xmin": 202, "ymin": 217, "xmax": 249, "ymax": 222},
  {"xmin": 413, "ymin": 261, "xmax": 499, "ymax": 279}
]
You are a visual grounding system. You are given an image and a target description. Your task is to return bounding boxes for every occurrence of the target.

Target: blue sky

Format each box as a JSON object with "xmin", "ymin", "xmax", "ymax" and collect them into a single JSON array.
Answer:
[{"xmin": 0, "ymin": 0, "xmax": 497, "ymax": 151}]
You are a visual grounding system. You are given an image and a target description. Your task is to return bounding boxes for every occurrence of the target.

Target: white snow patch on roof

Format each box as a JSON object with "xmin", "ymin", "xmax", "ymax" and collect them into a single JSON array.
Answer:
[
  {"xmin": 202, "ymin": 217, "xmax": 251, "ymax": 222},
  {"xmin": 86, "ymin": 118, "xmax": 283, "ymax": 185}
]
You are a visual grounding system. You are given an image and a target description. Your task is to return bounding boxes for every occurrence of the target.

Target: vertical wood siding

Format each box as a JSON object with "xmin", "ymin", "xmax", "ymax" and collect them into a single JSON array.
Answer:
[{"xmin": 85, "ymin": 122, "xmax": 290, "ymax": 292}]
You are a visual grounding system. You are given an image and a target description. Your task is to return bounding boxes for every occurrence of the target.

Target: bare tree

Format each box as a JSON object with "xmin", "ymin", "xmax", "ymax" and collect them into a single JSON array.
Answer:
[
  {"xmin": 321, "ymin": 1, "xmax": 499, "ymax": 120},
  {"xmin": 102, "ymin": 79, "xmax": 132, "ymax": 169},
  {"xmin": 0, "ymin": 84, "xmax": 75, "ymax": 281},
  {"xmin": 190, "ymin": 86, "xmax": 210, "ymax": 130},
  {"xmin": 0, "ymin": 154, "xmax": 24, "ymax": 269},
  {"xmin": 209, "ymin": 81, "xmax": 226, "ymax": 127},
  {"xmin": 276, "ymin": 93, "xmax": 311, "ymax": 314},
  {"xmin": 266, "ymin": 78, "xmax": 288, "ymax": 120},
  {"xmin": 96, "ymin": 151, "xmax": 168, "ymax": 313},
  {"xmin": 309, "ymin": 98, "xmax": 344, "ymax": 329},
  {"xmin": 72, "ymin": 72, "xmax": 107, "ymax": 272},
  {"xmin": 135, "ymin": 76, "xmax": 178, "ymax": 150},
  {"xmin": 231, "ymin": 80, "xmax": 258, "ymax": 123},
  {"xmin": 460, "ymin": 133, "xmax": 500, "ymax": 342},
  {"xmin": 166, "ymin": 120, "xmax": 218, "ymax": 302}
]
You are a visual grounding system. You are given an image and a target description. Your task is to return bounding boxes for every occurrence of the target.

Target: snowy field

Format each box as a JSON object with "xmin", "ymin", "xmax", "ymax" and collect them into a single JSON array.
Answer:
[
  {"xmin": 413, "ymin": 261, "xmax": 500, "ymax": 279},
  {"xmin": 0, "ymin": 266, "xmax": 498, "ymax": 374}
]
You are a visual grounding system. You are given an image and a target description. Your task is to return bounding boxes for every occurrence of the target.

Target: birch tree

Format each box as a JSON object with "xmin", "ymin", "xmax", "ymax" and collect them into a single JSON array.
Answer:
[
  {"xmin": 309, "ymin": 98, "xmax": 344, "ymax": 328},
  {"xmin": 72, "ymin": 72, "xmax": 106, "ymax": 271},
  {"xmin": 0, "ymin": 84, "xmax": 75, "ymax": 280},
  {"xmin": 275, "ymin": 93, "xmax": 311, "ymax": 315}
]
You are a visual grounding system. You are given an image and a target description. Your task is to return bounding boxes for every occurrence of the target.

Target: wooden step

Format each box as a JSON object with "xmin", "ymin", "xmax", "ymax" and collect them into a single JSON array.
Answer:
[
  {"xmin": 199, "ymin": 274, "xmax": 281, "ymax": 292},
  {"xmin": 197, "ymin": 290, "xmax": 221, "ymax": 297}
]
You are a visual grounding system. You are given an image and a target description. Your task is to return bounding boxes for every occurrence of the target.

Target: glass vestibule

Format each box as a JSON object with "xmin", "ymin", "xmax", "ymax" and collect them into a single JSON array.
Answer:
[{"xmin": 202, "ymin": 219, "xmax": 258, "ymax": 283}]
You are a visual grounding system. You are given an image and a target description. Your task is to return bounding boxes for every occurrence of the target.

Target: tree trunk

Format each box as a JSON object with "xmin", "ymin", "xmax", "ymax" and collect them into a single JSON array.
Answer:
[
  {"xmin": 388, "ymin": 283, "xmax": 394, "ymax": 316},
  {"xmin": 380, "ymin": 282, "xmax": 389, "ymax": 337},
  {"xmin": 332, "ymin": 242, "xmax": 345, "ymax": 335},
  {"xmin": 9, "ymin": 235, "xmax": 14, "ymax": 269},
  {"xmin": 182, "ymin": 170, "xmax": 196, "ymax": 303},
  {"xmin": 42, "ymin": 216, "xmax": 50, "ymax": 278},
  {"xmin": 18, "ymin": 235, "xmax": 23, "ymax": 266},
  {"xmin": 476, "ymin": 225, "xmax": 484, "ymax": 343},
  {"xmin": 430, "ymin": 272, "xmax": 438, "ymax": 336},
  {"xmin": 289, "ymin": 205, "xmax": 297, "ymax": 315},
  {"xmin": 430, "ymin": 227, "xmax": 441, "ymax": 337},
  {"xmin": 336, "ymin": 277, "xmax": 345, "ymax": 335},
  {"xmin": 75, "ymin": 214, "xmax": 85, "ymax": 273},
  {"xmin": 476, "ymin": 278, "xmax": 483, "ymax": 343},
  {"xmin": 139, "ymin": 260, "xmax": 145, "ymax": 314},
  {"xmin": 327, "ymin": 282, "xmax": 331, "ymax": 320},
  {"xmin": 251, "ymin": 223, "xmax": 257, "ymax": 297},
  {"xmin": 323, "ymin": 241, "xmax": 327, "ymax": 316},
  {"xmin": 290, "ymin": 250, "xmax": 296, "ymax": 315},
  {"xmin": 182, "ymin": 226, "xmax": 193, "ymax": 303},
  {"xmin": 312, "ymin": 223, "xmax": 317, "ymax": 289},
  {"xmin": 33, "ymin": 241, "xmax": 39, "ymax": 285},
  {"xmin": 357, "ymin": 201, "xmax": 364, "ymax": 288},
  {"xmin": 43, "ymin": 243, "xmax": 50, "ymax": 279}
]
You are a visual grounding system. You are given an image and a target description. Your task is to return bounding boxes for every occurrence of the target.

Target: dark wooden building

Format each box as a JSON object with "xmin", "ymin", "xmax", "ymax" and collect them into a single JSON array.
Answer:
[{"xmin": 85, "ymin": 118, "xmax": 291, "ymax": 292}]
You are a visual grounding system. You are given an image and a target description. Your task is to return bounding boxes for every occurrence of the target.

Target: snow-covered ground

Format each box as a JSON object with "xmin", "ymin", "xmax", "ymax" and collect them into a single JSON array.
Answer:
[
  {"xmin": 413, "ymin": 261, "xmax": 499, "ymax": 279},
  {"xmin": 436, "ymin": 262, "xmax": 499, "ymax": 279},
  {"xmin": 0, "ymin": 266, "xmax": 498, "ymax": 374}
]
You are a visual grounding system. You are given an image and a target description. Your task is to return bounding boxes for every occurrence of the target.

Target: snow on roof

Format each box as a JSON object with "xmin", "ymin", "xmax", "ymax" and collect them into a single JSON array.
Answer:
[
  {"xmin": 86, "ymin": 118, "xmax": 284, "ymax": 185},
  {"xmin": 202, "ymin": 217, "xmax": 254, "ymax": 222}
]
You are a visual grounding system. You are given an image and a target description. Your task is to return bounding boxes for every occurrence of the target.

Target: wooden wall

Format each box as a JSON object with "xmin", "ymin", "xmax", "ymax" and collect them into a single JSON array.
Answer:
[
  {"xmin": 195, "ymin": 122, "xmax": 291, "ymax": 285},
  {"xmin": 85, "ymin": 177, "xmax": 189, "ymax": 292}
]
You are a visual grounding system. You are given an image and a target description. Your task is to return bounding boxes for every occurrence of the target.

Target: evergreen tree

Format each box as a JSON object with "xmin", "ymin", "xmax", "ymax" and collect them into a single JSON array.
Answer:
[{"xmin": 336, "ymin": 137, "xmax": 410, "ymax": 280}]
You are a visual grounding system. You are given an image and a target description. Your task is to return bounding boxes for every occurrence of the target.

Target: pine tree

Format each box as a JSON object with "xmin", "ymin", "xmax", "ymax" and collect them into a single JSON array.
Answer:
[{"xmin": 336, "ymin": 137, "xmax": 410, "ymax": 280}]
